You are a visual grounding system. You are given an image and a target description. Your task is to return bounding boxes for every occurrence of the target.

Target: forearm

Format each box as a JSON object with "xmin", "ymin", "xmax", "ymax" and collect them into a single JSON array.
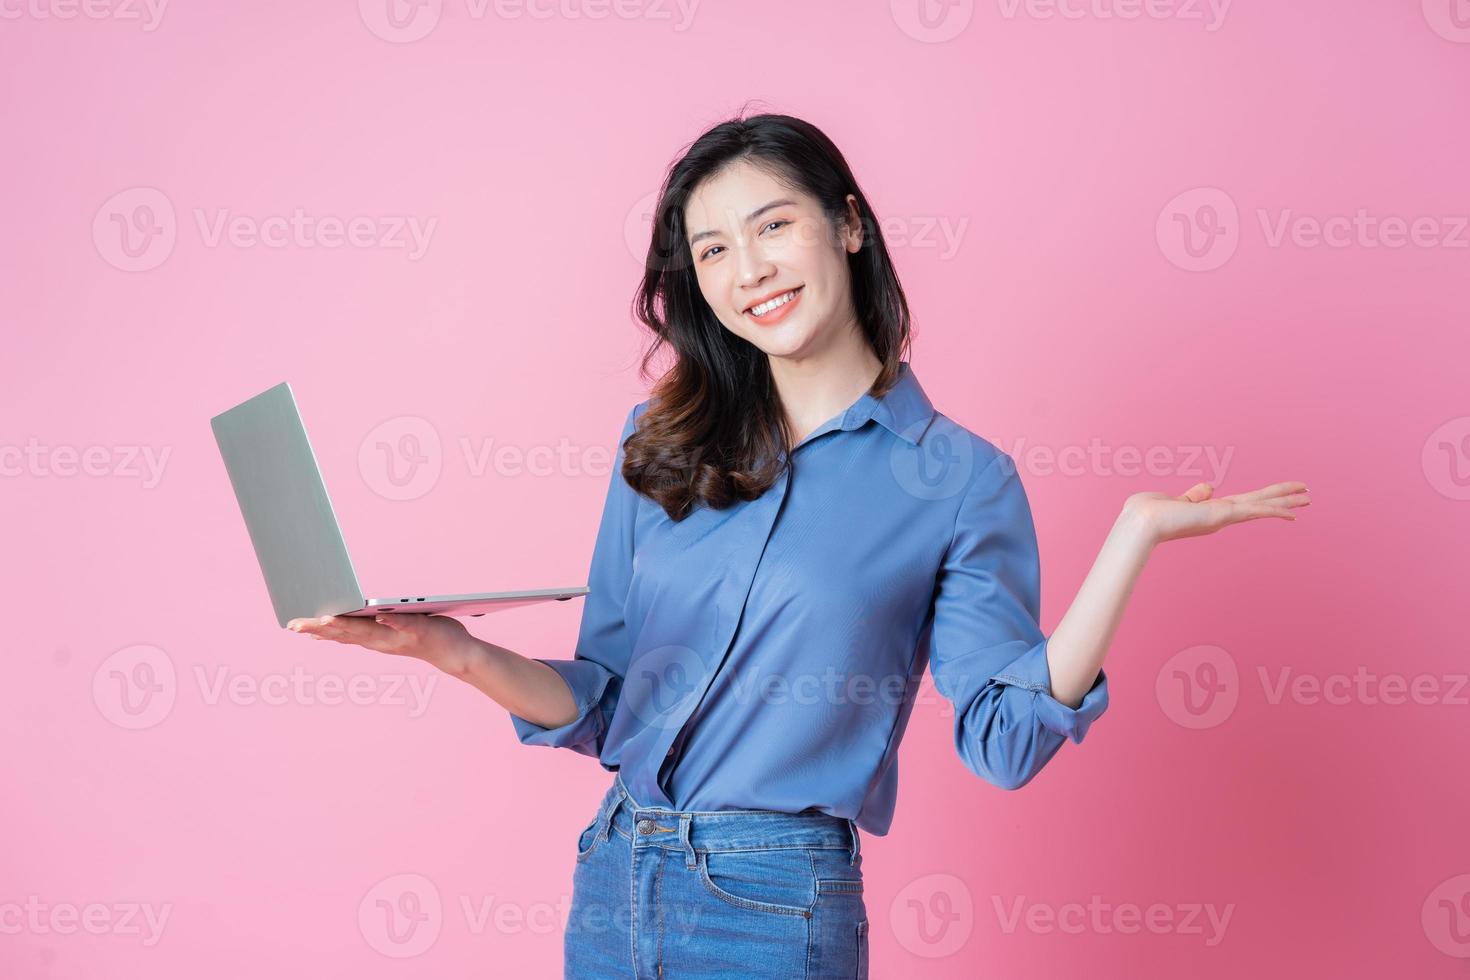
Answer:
[
  {"xmin": 1044, "ymin": 506, "xmax": 1156, "ymax": 708},
  {"xmin": 440, "ymin": 636, "xmax": 581, "ymax": 729}
]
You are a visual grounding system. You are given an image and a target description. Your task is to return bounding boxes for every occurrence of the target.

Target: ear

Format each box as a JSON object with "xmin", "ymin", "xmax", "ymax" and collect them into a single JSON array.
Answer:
[{"xmin": 842, "ymin": 194, "xmax": 864, "ymax": 253}]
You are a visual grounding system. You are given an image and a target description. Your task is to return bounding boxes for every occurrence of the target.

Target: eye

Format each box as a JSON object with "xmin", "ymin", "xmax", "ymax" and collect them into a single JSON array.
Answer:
[{"xmin": 698, "ymin": 221, "xmax": 789, "ymax": 261}]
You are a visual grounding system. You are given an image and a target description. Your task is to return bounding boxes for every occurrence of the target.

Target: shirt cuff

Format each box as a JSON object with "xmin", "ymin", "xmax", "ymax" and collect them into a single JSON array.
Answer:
[
  {"xmin": 990, "ymin": 636, "xmax": 1109, "ymax": 743},
  {"xmin": 508, "ymin": 658, "xmax": 613, "ymax": 752}
]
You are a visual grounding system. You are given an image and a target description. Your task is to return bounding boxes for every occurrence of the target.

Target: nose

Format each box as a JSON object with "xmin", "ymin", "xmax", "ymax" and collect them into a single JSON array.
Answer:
[{"xmin": 735, "ymin": 239, "xmax": 777, "ymax": 291}]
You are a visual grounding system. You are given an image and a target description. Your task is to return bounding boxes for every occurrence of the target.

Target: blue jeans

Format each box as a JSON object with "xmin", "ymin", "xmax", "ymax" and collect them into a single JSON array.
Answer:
[{"xmin": 565, "ymin": 775, "xmax": 870, "ymax": 979}]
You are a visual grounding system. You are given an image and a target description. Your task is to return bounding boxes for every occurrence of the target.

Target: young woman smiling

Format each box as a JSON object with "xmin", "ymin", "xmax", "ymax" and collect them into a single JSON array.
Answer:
[{"xmin": 288, "ymin": 110, "xmax": 1310, "ymax": 978}]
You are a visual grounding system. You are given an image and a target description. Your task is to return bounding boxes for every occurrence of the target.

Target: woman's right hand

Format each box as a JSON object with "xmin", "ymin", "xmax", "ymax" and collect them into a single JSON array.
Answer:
[
  {"xmin": 286, "ymin": 613, "xmax": 479, "ymax": 676},
  {"xmin": 287, "ymin": 612, "xmax": 579, "ymax": 728}
]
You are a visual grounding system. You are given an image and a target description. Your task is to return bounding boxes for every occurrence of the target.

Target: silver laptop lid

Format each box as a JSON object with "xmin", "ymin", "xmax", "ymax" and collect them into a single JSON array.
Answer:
[{"xmin": 211, "ymin": 382, "xmax": 365, "ymax": 628}]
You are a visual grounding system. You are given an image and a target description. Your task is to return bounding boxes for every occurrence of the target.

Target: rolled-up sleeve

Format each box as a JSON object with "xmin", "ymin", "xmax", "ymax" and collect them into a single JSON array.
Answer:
[
  {"xmin": 509, "ymin": 402, "xmax": 642, "ymax": 759},
  {"xmin": 925, "ymin": 451, "xmax": 1109, "ymax": 791}
]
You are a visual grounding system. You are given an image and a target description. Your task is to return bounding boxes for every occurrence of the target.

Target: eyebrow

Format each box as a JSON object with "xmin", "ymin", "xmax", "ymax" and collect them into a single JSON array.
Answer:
[{"xmin": 687, "ymin": 198, "xmax": 798, "ymax": 247}]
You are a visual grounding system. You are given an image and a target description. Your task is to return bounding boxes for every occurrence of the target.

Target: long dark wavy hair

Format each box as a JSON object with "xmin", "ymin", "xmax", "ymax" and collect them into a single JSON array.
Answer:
[{"xmin": 623, "ymin": 107, "xmax": 913, "ymax": 522}]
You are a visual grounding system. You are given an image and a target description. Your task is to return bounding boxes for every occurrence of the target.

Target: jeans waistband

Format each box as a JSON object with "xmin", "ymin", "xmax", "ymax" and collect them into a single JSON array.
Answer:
[{"xmin": 586, "ymin": 773, "xmax": 862, "ymax": 867}]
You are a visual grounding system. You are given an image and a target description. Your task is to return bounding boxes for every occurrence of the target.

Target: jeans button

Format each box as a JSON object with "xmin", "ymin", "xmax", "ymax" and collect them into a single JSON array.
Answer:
[{"xmin": 636, "ymin": 819, "xmax": 656, "ymax": 836}]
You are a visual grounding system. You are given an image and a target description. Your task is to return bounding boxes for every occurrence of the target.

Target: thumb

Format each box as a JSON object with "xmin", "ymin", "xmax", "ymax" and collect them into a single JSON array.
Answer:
[
  {"xmin": 375, "ymin": 613, "xmax": 404, "ymax": 629},
  {"xmin": 1180, "ymin": 481, "xmax": 1214, "ymax": 503}
]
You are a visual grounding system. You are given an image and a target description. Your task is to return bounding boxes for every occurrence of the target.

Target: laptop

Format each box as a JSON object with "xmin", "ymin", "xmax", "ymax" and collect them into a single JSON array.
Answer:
[{"xmin": 210, "ymin": 381, "xmax": 589, "ymax": 628}]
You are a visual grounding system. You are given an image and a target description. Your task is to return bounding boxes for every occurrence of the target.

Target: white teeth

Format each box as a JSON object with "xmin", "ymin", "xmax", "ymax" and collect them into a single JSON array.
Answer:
[{"xmin": 750, "ymin": 289, "xmax": 799, "ymax": 316}]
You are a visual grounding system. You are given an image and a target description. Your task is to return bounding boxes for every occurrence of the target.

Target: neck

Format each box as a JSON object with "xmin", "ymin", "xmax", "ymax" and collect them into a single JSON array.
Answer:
[{"xmin": 768, "ymin": 330, "xmax": 884, "ymax": 451}]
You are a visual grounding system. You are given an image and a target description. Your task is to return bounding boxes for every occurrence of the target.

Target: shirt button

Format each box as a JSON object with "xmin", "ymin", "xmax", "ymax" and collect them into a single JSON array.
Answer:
[{"xmin": 636, "ymin": 819, "xmax": 656, "ymax": 836}]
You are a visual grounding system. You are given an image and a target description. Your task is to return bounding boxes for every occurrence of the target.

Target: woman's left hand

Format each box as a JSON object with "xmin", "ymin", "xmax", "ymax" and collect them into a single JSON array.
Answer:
[{"xmin": 1125, "ymin": 480, "xmax": 1311, "ymax": 545}]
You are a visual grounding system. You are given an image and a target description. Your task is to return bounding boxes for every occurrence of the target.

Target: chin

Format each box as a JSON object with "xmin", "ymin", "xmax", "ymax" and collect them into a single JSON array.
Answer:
[
  {"xmin": 746, "ymin": 330, "xmax": 813, "ymax": 360},
  {"xmin": 736, "ymin": 314, "xmax": 813, "ymax": 351}
]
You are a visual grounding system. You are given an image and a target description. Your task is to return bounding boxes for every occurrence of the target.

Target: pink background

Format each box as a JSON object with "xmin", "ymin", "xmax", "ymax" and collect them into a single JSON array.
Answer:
[{"xmin": 3, "ymin": 0, "xmax": 1468, "ymax": 976}]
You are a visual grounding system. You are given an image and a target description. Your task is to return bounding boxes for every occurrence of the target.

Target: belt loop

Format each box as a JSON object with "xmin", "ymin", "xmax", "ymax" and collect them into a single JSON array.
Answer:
[
  {"xmin": 594, "ymin": 791, "xmax": 616, "ymax": 844},
  {"xmin": 616, "ymin": 772, "xmax": 645, "ymax": 812},
  {"xmin": 598, "ymin": 778, "xmax": 627, "ymax": 843},
  {"xmin": 847, "ymin": 819, "xmax": 861, "ymax": 866},
  {"xmin": 678, "ymin": 813, "xmax": 697, "ymax": 870}
]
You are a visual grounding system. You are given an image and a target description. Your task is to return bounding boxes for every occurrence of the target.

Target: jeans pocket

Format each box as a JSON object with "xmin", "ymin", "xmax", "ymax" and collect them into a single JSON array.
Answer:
[
  {"xmin": 697, "ymin": 847, "xmax": 816, "ymax": 918},
  {"xmin": 575, "ymin": 814, "xmax": 603, "ymax": 863},
  {"xmin": 812, "ymin": 846, "xmax": 865, "ymax": 899},
  {"xmin": 856, "ymin": 918, "xmax": 869, "ymax": 979}
]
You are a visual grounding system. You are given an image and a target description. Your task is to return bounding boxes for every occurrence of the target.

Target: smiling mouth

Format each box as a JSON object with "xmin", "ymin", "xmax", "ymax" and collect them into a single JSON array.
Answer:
[{"xmin": 744, "ymin": 285, "xmax": 804, "ymax": 317}]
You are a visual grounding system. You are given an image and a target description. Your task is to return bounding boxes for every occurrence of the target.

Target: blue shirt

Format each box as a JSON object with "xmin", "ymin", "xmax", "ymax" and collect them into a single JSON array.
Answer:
[{"xmin": 511, "ymin": 361, "xmax": 1109, "ymax": 835}]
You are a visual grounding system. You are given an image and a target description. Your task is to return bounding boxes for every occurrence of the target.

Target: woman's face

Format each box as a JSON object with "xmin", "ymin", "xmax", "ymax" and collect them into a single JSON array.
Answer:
[{"xmin": 683, "ymin": 160, "xmax": 863, "ymax": 362}]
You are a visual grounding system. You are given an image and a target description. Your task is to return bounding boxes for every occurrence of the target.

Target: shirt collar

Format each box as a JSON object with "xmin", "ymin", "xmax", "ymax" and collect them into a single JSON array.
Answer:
[{"xmin": 840, "ymin": 360, "xmax": 936, "ymax": 446}]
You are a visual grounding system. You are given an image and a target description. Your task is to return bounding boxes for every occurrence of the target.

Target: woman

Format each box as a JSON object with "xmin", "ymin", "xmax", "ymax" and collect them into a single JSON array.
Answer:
[{"xmin": 288, "ymin": 111, "xmax": 1309, "ymax": 978}]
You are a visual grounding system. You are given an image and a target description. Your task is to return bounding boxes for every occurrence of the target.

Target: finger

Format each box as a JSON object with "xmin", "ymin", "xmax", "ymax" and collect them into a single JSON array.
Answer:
[
  {"xmin": 1228, "ymin": 481, "xmax": 1309, "ymax": 503},
  {"xmin": 1178, "ymin": 482, "xmax": 1214, "ymax": 503},
  {"xmin": 1222, "ymin": 490, "xmax": 1312, "ymax": 509},
  {"xmin": 307, "ymin": 615, "xmax": 384, "ymax": 643},
  {"xmin": 1227, "ymin": 504, "xmax": 1299, "ymax": 523},
  {"xmin": 287, "ymin": 616, "xmax": 347, "ymax": 636}
]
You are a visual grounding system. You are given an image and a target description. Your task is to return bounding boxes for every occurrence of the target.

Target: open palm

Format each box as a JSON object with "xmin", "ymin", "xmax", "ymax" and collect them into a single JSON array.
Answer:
[{"xmin": 1127, "ymin": 480, "xmax": 1311, "ymax": 544}]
